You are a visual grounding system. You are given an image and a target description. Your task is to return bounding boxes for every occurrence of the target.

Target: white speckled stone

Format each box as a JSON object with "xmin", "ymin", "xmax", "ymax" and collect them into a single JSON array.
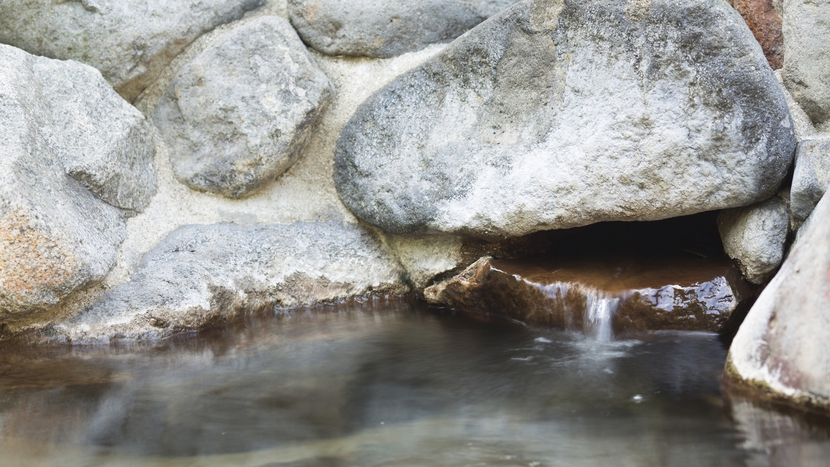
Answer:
[
  {"xmin": 154, "ymin": 16, "xmax": 334, "ymax": 199},
  {"xmin": 727, "ymin": 191, "xmax": 830, "ymax": 411},
  {"xmin": 782, "ymin": 0, "xmax": 830, "ymax": 126},
  {"xmin": 51, "ymin": 222, "xmax": 408, "ymax": 342},
  {"xmin": 718, "ymin": 196, "xmax": 790, "ymax": 284},
  {"xmin": 0, "ymin": 44, "xmax": 155, "ymax": 319},
  {"xmin": 790, "ymin": 138, "xmax": 830, "ymax": 225},
  {"xmin": 288, "ymin": 0, "xmax": 518, "ymax": 58},
  {"xmin": 0, "ymin": 0, "xmax": 266, "ymax": 101},
  {"xmin": 334, "ymin": 0, "xmax": 796, "ymax": 238}
]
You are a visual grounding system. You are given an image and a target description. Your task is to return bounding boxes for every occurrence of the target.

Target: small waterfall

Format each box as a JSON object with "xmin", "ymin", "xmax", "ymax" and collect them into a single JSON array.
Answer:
[
  {"xmin": 584, "ymin": 291, "xmax": 619, "ymax": 342},
  {"xmin": 536, "ymin": 282, "xmax": 620, "ymax": 341}
]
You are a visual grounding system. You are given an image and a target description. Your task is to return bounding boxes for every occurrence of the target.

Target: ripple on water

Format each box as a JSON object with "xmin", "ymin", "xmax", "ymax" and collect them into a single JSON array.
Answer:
[{"xmin": 0, "ymin": 301, "xmax": 827, "ymax": 466}]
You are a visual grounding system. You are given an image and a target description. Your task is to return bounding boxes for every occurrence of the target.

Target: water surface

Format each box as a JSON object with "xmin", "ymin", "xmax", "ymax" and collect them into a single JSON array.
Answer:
[{"xmin": 0, "ymin": 300, "xmax": 828, "ymax": 466}]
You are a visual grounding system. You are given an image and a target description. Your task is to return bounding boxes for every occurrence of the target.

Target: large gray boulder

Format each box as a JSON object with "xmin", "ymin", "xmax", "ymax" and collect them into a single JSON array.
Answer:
[
  {"xmin": 726, "ymin": 191, "xmax": 830, "ymax": 412},
  {"xmin": 717, "ymin": 196, "xmax": 790, "ymax": 284},
  {"xmin": 288, "ymin": 0, "xmax": 518, "ymax": 58},
  {"xmin": 49, "ymin": 222, "xmax": 408, "ymax": 342},
  {"xmin": 334, "ymin": 0, "xmax": 796, "ymax": 238},
  {"xmin": 154, "ymin": 16, "xmax": 334, "ymax": 199},
  {"xmin": 790, "ymin": 138, "xmax": 830, "ymax": 225},
  {"xmin": 782, "ymin": 0, "xmax": 830, "ymax": 125},
  {"xmin": 0, "ymin": 45, "xmax": 156, "ymax": 319},
  {"xmin": 0, "ymin": 0, "xmax": 265, "ymax": 102}
]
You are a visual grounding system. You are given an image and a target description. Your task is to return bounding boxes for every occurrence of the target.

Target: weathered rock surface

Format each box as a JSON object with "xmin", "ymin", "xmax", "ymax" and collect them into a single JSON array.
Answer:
[
  {"xmin": 775, "ymin": 70, "xmax": 820, "ymax": 142},
  {"xmin": 791, "ymin": 138, "xmax": 830, "ymax": 225},
  {"xmin": 782, "ymin": 0, "xmax": 830, "ymax": 125},
  {"xmin": 154, "ymin": 16, "xmax": 334, "ymax": 199},
  {"xmin": 425, "ymin": 255, "xmax": 750, "ymax": 334},
  {"xmin": 726, "ymin": 191, "xmax": 830, "ymax": 412},
  {"xmin": 0, "ymin": 0, "xmax": 266, "ymax": 102},
  {"xmin": 288, "ymin": 0, "xmax": 517, "ymax": 58},
  {"xmin": 46, "ymin": 222, "xmax": 408, "ymax": 342},
  {"xmin": 335, "ymin": 0, "xmax": 796, "ymax": 238},
  {"xmin": 729, "ymin": 0, "xmax": 783, "ymax": 69},
  {"xmin": 0, "ymin": 45, "xmax": 156, "ymax": 319},
  {"xmin": 717, "ymin": 196, "xmax": 790, "ymax": 284}
]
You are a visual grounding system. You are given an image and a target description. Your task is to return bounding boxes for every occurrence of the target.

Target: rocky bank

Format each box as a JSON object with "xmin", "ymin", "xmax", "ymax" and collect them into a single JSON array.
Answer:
[{"xmin": 0, "ymin": 0, "xmax": 829, "ymax": 414}]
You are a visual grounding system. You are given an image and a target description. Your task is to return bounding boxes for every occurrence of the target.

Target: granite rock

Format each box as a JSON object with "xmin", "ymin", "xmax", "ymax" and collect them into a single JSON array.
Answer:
[
  {"xmin": 790, "ymin": 138, "xmax": 830, "ymax": 225},
  {"xmin": 335, "ymin": 0, "xmax": 796, "ymax": 238},
  {"xmin": 288, "ymin": 0, "xmax": 518, "ymax": 58},
  {"xmin": 782, "ymin": 0, "xmax": 830, "ymax": 125},
  {"xmin": 726, "ymin": 191, "xmax": 830, "ymax": 412},
  {"xmin": 717, "ymin": 196, "xmax": 790, "ymax": 284},
  {"xmin": 49, "ymin": 222, "xmax": 408, "ymax": 342},
  {"xmin": 154, "ymin": 16, "xmax": 334, "ymax": 199},
  {"xmin": 0, "ymin": 45, "xmax": 155, "ymax": 319},
  {"xmin": 0, "ymin": 0, "xmax": 266, "ymax": 102}
]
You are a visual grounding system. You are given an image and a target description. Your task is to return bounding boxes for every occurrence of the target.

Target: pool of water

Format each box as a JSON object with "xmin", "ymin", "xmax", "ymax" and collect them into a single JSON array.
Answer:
[{"xmin": 0, "ymin": 300, "xmax": 828, "ymax": 466}]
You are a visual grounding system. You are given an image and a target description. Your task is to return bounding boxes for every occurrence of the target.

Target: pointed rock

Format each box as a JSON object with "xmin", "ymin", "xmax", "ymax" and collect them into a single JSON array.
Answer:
[
  {"xmin": 0, "ymin": 45, "xmax": 156, "ymax": 319},
  {"xmin": 726, "ymin": 191, "xmax": 830, "ymax": 412}
]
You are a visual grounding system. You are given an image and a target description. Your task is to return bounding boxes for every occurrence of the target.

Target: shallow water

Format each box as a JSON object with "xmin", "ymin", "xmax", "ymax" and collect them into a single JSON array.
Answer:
[{"xmin": 0, "ymin": 300, "xmax": 828, "ymax": 466}]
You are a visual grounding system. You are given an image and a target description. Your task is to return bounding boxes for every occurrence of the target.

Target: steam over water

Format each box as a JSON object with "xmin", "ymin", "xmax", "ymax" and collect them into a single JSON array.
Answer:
[{"xmin": 0, "ymin": 301, "xmax": 828, "ymax": 466}]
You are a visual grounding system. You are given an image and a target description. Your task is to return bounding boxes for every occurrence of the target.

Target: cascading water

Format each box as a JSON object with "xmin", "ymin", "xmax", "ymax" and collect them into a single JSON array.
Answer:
[
  {"xmin": 537, "ymin": 282, "xmax": 621, "ymax": 341},
  {"xmin": 584, "ymin": 291, "xmax": 619, "ymax": 341}
]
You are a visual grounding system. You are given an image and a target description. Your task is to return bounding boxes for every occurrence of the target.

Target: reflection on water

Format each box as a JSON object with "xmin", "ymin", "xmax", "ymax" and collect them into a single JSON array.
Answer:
[{"xmin": 0, "ymin": 300, "xmax": 828, "ymax": 466}]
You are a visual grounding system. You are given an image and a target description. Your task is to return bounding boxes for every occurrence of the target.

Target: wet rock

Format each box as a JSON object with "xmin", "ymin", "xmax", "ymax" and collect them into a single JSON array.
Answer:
[
  {"xmin": 425, "ymin": 255, "xmax": 750, "ymax": 334},
  {"xmin": 0, "ymin": 45, "xmax": 156, "ymax": 319},
  {"xmin": 726, "ymin": 191, "xmax": 830, "ymax": 413},
  {"xmin": 729, "ymin": 0, "xmax": 783, "ymax": 69},
  {"xmin": 334, "ymin": 0, "xmax": 796, "ymax": 238},
  {"xmin": 782, "ymin": 0, "xmax": 830, "ymax": 125},
  {"xmin": 48, "ymin": 222, "xmax": 408, "ymax": 342},
  {"xmin": 0, "ymin": 0, "xmax": 266, "ymax": 102},
  {"xmin": 790, "ymin": 139, "xmax": 830, "ymax": 226},
  {"xmin": 717, "ymin": 196, "xmax": 790, "ymax": 284},
  {"xmin": 154, "ymin": 16, "xmax": 334, "ymax": 199},
  {"xmin": 288, "ymin": 0, "xmax": 518, "ymax": 58}
]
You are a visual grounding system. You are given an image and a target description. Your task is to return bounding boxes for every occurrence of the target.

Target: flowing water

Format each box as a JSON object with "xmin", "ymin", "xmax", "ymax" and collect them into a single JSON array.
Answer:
[{"xmin": 0, "ymin": 300, "xmax": 828, "ymax": 466}]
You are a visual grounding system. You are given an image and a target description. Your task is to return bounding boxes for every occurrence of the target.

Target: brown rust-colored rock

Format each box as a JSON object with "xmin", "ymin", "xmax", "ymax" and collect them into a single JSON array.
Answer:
[
  {"xmin": 425, "ymin": 255, "xmax": 752, "ymax": 334},
  {"xmin": 730, "ymin": 0, "xmax": 784, "ymax": 69}
]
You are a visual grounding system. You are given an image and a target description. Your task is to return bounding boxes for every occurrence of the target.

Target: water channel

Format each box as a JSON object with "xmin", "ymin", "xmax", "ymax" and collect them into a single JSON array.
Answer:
[{"xmin": 1, "ymin": 300, "xmax": 829, "ymax": 466}]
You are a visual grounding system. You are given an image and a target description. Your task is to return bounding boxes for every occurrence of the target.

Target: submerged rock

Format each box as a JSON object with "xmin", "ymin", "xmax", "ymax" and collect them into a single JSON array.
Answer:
[
  {"xmin": 782, "ymin": 0, "xmax": 830, "ymax": 125},
  {"xmin": 425, "ymin": 255, "xmax": 750, "ymax": 334},
  {"xmin": 335, "ymin": 0, "xmax": 796, "ymax": 238},
  {"xmin": 0, "ymin": 0, "xmax": 265, "ymax": 101},
  {"xmin": 288, "ymin": 0, "xmax": 518, "ymax": 58},
  {"xmin": 47, "ymin": 222, "xmax": 408, "ymax": 342},
  {"xmin": 0, "ymin": 45, "xmax": 155, "ymax": 320},
  {"xmin": 790, "ymin": 138, "xmax": 830, "ymax": 226},
  {"xmin": 154, "ymin": 16, "xmax": 334, "ymax": 199},
  {"xmin": 717, "ymin": 196, "xmax": 790, "ymax": 284},
  {"xmin": 726, "ymin": 191, "xmax": 830, "ymax": 413}
]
